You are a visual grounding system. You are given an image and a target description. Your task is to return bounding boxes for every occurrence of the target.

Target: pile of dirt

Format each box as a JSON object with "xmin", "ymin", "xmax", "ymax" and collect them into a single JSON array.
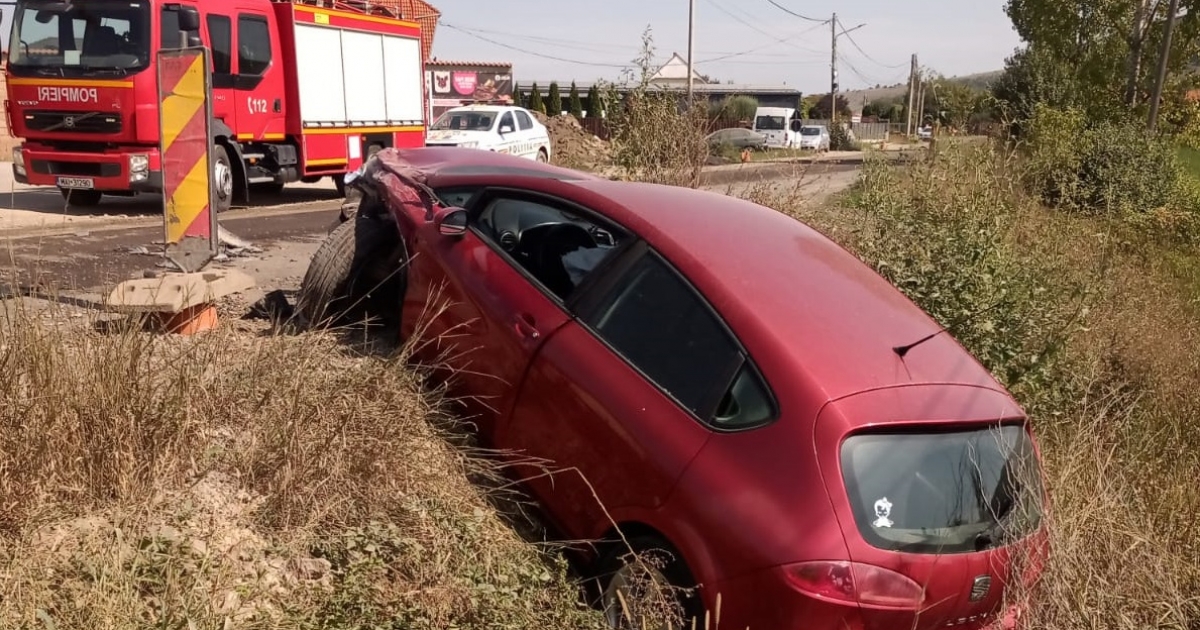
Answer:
[{"xmin": 533, "ymin": 112, "xmax": 612, "ymax": 172}]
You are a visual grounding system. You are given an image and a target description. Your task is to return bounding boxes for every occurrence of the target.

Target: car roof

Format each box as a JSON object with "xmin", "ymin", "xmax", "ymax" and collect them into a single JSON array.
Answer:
[
  {"xmin": 563, "ymin": 180, "xmax": 1009, "ymax": 404},
  {"xmin": 399, "ymin": 149, "xmax": 1008, "ymax": 405},
  {"xmin": 446, "ymin": 104, "xmax": 518, "ymax": 113}
]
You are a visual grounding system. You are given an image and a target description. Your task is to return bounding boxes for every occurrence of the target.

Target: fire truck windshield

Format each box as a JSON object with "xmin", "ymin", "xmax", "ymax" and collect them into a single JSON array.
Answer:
[{"xmin": 7, "ymin": 0, "xmax": 150, "ymax": 76}]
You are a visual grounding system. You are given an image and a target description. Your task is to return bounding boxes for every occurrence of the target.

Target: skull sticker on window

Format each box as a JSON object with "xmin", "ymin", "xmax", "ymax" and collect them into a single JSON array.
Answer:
[{"xmin": 872, "ymin": 497, "xmax": 894, "ymax": 528}]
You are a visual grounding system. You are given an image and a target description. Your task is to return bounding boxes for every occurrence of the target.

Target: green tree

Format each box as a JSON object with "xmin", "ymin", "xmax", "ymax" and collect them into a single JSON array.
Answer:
[
  {"xmin": 568, "ymin": 81, "xmax": 584, "ymax": 118},
  {"xmin": 935, "ymin": 79, "xmax": 985, "ymax": 130},
  {"xmin": 514, "ymin": 86, "xmax": 525, "ymax": 108},
  {"xmin": 548, "ymin": 81, "xmax": 563, "ymax": 116},
  {"xmin": 585, "ymin": 84, "xmax": 601, "ymax": 117},
  {"xmin": 529, "ymin": 83, "xmax": 546, "ymax": 114}
]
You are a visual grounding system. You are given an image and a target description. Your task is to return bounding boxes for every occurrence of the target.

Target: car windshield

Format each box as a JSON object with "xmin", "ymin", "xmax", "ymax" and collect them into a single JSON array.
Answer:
[
  {"xmin": 755, "ymin": 115, "xmax": 786, "ymax": 131},
  {"xmin": 801, "ymin": 127, "xmax": 822, "ymax": 136},
  {"xmin": 8, "ymin": 0, "xmax": 150, "ymax": 75},
  {"xmin": 840, "ymin": 423, "xmax": 1044, "ymax": 554},
  {"xmin": 432, "ymin": 111, "xmax": 497, "ymax": 132}
]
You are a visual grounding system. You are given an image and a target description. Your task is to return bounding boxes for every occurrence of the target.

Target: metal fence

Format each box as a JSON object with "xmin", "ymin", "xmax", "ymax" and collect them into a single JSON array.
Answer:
[{"xmin": 571, "ymin": 116, "xmax": 893, "ymax": 143}]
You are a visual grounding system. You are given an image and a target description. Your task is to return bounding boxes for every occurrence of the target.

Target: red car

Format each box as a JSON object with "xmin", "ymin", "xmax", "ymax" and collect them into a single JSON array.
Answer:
[{"xmin": 299, "ymin": 148, "xmax": 1050, "ymax": 630}]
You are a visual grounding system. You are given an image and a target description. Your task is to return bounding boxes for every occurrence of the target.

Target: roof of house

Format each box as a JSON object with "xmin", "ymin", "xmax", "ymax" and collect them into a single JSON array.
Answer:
[
  {"xmin": 649, "ymin": 52, "xmax": 709, "ymax": 83},
  {"xmin": 427, "ymin": 60, "xmax": 513, "ymax": 69}
]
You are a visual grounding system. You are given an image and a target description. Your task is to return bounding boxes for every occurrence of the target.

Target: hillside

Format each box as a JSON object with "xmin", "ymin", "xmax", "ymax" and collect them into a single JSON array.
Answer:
[{"xmin": 839, "ymin": 69, "xmax": 1003, "ymax": 108}]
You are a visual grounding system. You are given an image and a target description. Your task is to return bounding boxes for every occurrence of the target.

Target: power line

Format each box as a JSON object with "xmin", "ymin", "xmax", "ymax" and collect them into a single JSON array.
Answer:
[
  {"xmin": 768, "ymin": 0, "xmax": 825, "ymax": 22},
  {"xmin": 837, "ymin": 20, "xmax": 907, "ymax": 69},
  {"xmin": 441, "ymin": 23, "xmax": 632, "ymax": 68},
  {"xmin": 704, "ymin": 0, "xmax": 826, "ymax": 53},
  {"xmin": 442, "ymin": 24, "xmax": 640, "ymax": 54}
]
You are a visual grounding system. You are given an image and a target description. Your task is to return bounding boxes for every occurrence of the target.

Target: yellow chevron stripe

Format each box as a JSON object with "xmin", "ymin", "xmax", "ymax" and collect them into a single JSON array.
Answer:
[
  {"xmin": 160, "ymin": 54, "xmax": 206, "ymax": 155},
  {"xmin": 165, "ymin": 153, "xmax": 210, "ymax": 244}
]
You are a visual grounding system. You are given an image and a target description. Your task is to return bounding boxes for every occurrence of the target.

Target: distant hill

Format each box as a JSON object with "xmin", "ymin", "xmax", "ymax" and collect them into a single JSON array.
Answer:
[{"xmin": 838, "ymin": 70, "xmax": 1004, "ymax": 109}]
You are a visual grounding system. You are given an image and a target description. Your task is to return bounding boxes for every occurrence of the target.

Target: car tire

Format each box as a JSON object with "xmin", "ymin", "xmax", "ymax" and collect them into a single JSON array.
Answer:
[
  {"xmin": 212, "ymin": 143, "xmax": 234, "ymax": 214},
  {"xmin": 296, "ymin": 213, "xmax": 409, "ymax": 329},
  {"xmin": 594, "ymin": 535, "xmax": 705, "ymax": 630},
  {"xmin": 537, "ymin": 148, "xmax": 549, "ymax": 162},
  {"xmin": 59, "ymin": 188, "xmax": 103, "ymax": 207}
]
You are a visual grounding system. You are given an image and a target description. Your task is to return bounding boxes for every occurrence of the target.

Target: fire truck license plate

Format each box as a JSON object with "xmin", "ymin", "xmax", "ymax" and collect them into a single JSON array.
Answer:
[{"xmin": 56, "ymin": 177, "xmax": 94, "ymax": 190}]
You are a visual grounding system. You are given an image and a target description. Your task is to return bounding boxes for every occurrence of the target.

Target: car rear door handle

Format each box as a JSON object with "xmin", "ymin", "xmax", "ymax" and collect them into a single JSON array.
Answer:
[{"xmin": 514, "ymin": 313, "xmax": 540, "ymax": 339}]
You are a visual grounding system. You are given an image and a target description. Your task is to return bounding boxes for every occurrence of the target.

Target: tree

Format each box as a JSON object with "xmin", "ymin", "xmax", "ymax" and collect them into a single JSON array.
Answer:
[
  {"xmin": 1001, "ymin": 0, "xmax": 1200, "ymax": 119},
  {"xmin": 514, "ymin": 86, "xmax": 525, "ymax": 109},
  {"xmin": 529, "ymin": 83, "xmax": 546, "ymax": 114},
  {"xmin": 709, "ymin": 94, "xmax": 759, "ymax": 122},
  {"xmin": 548, "ymin": 81, "xmax": 563, "ymax": 116},
  {"xmin": 568, "ymin": 81, "xmax": 584, "ymax": 118},
  {"xmin": 809, "ymin": 93, "xmax": 851, "ymax": 119},
  {"xmin": 935, "ymin": 79, "xmax": 986, "ymax": 129},
  {"xmin": 585, "ymin": 84, "xmax": 601, "ymax": 117}
]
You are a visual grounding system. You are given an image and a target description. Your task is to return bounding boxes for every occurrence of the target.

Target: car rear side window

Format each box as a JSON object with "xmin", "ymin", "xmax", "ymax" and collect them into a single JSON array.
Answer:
[
  {"xmin": 582, "ymin": 251, "xmax": 775, "ymax": 428},
  {"xmin": 516, "ymin": 110, "xmax": 534, "ymax": 130}
]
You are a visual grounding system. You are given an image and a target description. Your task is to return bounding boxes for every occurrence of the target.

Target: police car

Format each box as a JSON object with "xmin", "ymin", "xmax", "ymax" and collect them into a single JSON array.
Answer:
[{"xmin": 425, "ymin": 105, "xmax": 552, "ymax": 162}]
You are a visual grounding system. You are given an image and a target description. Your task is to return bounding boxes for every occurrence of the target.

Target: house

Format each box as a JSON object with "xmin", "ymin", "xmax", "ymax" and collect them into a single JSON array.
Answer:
[{"xmin": 647, "ymin": 52, "xmax": 710, "ymax": 88}]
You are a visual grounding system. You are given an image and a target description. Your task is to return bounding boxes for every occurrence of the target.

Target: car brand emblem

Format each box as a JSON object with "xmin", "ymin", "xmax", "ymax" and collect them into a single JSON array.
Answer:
[
  {"xmin": 969, "ymin": 575, "xmax": 991, "ymax": 602},
  {"xmin": 63, "ymin": 116, "xmax": 76, "ymax": 129}
]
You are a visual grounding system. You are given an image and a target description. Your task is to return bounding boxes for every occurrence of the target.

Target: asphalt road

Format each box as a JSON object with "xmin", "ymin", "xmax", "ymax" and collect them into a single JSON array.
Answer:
[{"xmin": 0, "ymin": 161, "xmax": 863, "ymax": 296}]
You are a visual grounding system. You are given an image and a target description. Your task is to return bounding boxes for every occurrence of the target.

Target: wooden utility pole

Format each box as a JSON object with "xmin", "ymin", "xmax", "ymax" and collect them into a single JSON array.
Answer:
[
  {"xmin": 905, "ymin": 54, "xmax": 917, "ymax": 136},
  {"xmin": 830, "ymin": 13, "xmax": 839, "ymax": 123},
  {"xmin": 1148, "ymin": 0, "xmax": 1181, "ymax": 130},
  {"xmin": 687, "ymin": 0, "xmax": 695, "ymax": 101},
  {"xmin": 916, "ymin": 73, "xmax": 926, "ymax": 129}
]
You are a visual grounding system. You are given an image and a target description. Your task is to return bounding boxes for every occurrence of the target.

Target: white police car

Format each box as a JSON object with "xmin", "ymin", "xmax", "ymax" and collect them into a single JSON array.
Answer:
[{"xmin": 425, "ymin": 105, "xmax": 553, "ymax": 162}]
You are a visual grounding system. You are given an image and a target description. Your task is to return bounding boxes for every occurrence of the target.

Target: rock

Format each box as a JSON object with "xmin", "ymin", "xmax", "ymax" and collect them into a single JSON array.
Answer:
[{"xmin": 288, "ymin": 557, "xmax": 331, "ymax": 580}]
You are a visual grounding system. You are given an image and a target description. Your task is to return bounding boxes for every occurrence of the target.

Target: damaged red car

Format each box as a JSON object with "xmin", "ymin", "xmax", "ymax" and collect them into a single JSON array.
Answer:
[{"xmin": 298, "ymin": 147, "xmax": 1050, "ymax": 630}]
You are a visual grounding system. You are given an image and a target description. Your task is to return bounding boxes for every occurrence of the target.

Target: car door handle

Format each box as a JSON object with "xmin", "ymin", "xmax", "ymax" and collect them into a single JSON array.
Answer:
[{"xmin": 514, "ymin": 313, "xmax": 540, "ymax": 339}]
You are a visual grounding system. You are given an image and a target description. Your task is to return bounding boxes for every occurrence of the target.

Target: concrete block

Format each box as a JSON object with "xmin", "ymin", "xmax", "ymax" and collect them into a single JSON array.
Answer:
[{"xmin": 104, "ymin": 269, "xmax": 256, "ymax": 314}]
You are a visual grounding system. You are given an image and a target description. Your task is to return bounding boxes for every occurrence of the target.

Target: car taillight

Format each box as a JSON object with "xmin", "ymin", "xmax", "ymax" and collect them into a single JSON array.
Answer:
[{"xmin": 783, "ymin": 561, "xmax": 925, "ymax": 610}]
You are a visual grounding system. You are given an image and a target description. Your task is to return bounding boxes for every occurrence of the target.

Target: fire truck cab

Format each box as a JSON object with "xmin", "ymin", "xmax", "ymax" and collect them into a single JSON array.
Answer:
[{"xmin": 4, "ymin": 0, "xmax": 429, "ymax": 209}]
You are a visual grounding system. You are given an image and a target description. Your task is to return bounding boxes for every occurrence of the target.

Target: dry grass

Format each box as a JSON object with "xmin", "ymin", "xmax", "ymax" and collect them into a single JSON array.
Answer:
[
  {"xmin": 768, "ymin": 142, "xmax": 1200, "ymax": 630},
  {"xmin": 0, "ymin": 296, "xmax": 605, "ymax": 629}
]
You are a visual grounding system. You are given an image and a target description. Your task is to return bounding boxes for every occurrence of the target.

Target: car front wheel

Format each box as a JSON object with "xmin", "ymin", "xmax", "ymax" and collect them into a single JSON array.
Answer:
[{"xmin": 296, "ymin": 213, "xmax": 408, "ymax": 329}]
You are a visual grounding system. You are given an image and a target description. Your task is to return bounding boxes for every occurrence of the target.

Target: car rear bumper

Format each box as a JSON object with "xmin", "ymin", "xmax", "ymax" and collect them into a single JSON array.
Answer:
[{"xmin": 12, "ymin": 143, "xmax": 163, "ymax": 192}]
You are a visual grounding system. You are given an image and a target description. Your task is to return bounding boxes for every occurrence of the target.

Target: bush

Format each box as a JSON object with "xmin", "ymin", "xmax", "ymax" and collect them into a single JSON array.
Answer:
[
  {"xmin": 601, "ymin": 28, "xmax": 709, "ymax": 187},
  {"xmin": 828, "ymin": 123, "xmax": 860, "ymax": 151},
  {"xmin": 1022, "ymin": 103, "xmax": 1188, "ymax": 219},
  {"xmin": 709, "ymin": 94, "xmax": 758, "ymax": 123}
]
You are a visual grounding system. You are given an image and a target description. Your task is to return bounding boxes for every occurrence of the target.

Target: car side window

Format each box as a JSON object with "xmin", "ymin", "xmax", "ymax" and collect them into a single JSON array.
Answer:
[
  {"xmin": 472, "ymin": 195, "xmax": 627, "ymax": 302},
  {"xmin": 516, "ymin": 110, "xmax": 534, "ymax": 131},
  {"xmin": 498, "ymin": 112, "xmax": 516, "ymax": 133},
  {"xmin": 582, "ymin": 251, "xmax": 776, "ymax": 429}
]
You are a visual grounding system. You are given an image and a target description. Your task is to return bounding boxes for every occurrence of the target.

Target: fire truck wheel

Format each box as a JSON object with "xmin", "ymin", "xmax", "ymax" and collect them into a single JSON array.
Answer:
[
  {"xmin": 212, "ymin": 143, "xmax": 234, "ymax": 213},
  {"xmin": 59, "ymin": 188, "xmax": 103, "ymax": 207},
  {"xmin": 296, "ymin": 213, "xmax": 407, "ymax": 329}
]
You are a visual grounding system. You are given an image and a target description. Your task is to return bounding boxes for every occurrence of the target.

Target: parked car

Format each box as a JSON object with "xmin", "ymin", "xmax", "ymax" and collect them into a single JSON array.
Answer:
[
  {"xmin": 425, "ymin": 104, "xmax": 552, "ymax": 162},
  {"xmin": 798, "ymin": 124, "xmax": 831, "ymax": 151},
  {"xmin": 300, "ymin": 147, "xmax": 1050, "ymax": 630},
  {"xmin": 705, "ymin": 127, "xmax": 768, "ymax": 151},
  {"xmin": 918, "ymin": 125, "xmax": 933, "ymax": 140}
]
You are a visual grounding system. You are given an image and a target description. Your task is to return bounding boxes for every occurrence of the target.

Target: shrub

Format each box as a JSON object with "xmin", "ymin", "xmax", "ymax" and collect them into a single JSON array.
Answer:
[
  {"xmin": 1022, "ymin": 103, "xmax": 1189, "ymax": 220},
  {"xmin": 568, "ymin": 81, "xmax": 584, "ymax": 119},
  {"xmin": 600, "ymin": 28, "xmax": 709, "ymax": 187},
  {"xmin": 709, "ymin": 94, "xmax": 758, "ymax": 123},
  {"xmin": 828, "ymin": 123, "xmax": 860, "ymax": 151},
  {"xmin": 548, "ymin": 82, "xmax": 563, "ymax": 116}
]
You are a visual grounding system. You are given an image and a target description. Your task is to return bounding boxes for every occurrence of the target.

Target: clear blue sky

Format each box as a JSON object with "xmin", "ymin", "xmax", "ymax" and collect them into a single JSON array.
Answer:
[{"xmin": 431, "ymin": 0, "xmax": 1023, "ymax": 91}]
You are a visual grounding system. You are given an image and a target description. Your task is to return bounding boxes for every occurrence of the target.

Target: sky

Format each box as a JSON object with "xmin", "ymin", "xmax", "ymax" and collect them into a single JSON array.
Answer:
[{"xmin": 430, "ymin": 0, "xmax": 1024, "ymax": 92}]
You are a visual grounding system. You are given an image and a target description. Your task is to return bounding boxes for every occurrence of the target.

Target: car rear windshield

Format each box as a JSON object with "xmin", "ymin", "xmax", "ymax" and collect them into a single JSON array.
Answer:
[
  {"xmin": 840, "ymin": 423, "xmax": 1044, "ymax": 554},
  {"xmin": 801, "ymin": 127, "xmax": 822, "ymax": 135}
]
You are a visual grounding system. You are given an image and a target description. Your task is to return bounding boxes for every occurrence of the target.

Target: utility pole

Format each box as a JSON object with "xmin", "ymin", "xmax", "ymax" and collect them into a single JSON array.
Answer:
[
  {"xmin": 905, "ymin": 54, "xmax": 917, "ymax": 136},
  {"xmin": 916, "ymin": 72, "xmax": 925, "ymax": 129},
  {"xmin": 830, "ymin": 13, "xmax": 838, "ymax": 123},
  {"xmin": 687, "ymin": 0, "xmax": 695, "ymax": 101},
  {"xmin": 1148, "ymin": 0, "xmax": 1181, "ymax": 131}
]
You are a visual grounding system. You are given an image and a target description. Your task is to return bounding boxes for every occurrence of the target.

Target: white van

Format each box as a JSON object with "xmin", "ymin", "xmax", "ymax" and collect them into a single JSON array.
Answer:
[{"xmin": 753, "ymin": 107, "xmax": 800, "ymax": 149}]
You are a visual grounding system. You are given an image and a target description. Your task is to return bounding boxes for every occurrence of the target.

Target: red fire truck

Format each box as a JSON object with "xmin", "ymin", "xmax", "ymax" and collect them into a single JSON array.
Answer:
[{"xmin": 4, "ymin": 0, "xmax": 432, "ymax": 210}]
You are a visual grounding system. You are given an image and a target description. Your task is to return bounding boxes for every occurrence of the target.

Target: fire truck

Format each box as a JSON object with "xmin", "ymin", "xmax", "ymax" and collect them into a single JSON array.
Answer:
[{"xmin": 3, "ymin": 0, "xmax": 435, "ymax": 210}]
